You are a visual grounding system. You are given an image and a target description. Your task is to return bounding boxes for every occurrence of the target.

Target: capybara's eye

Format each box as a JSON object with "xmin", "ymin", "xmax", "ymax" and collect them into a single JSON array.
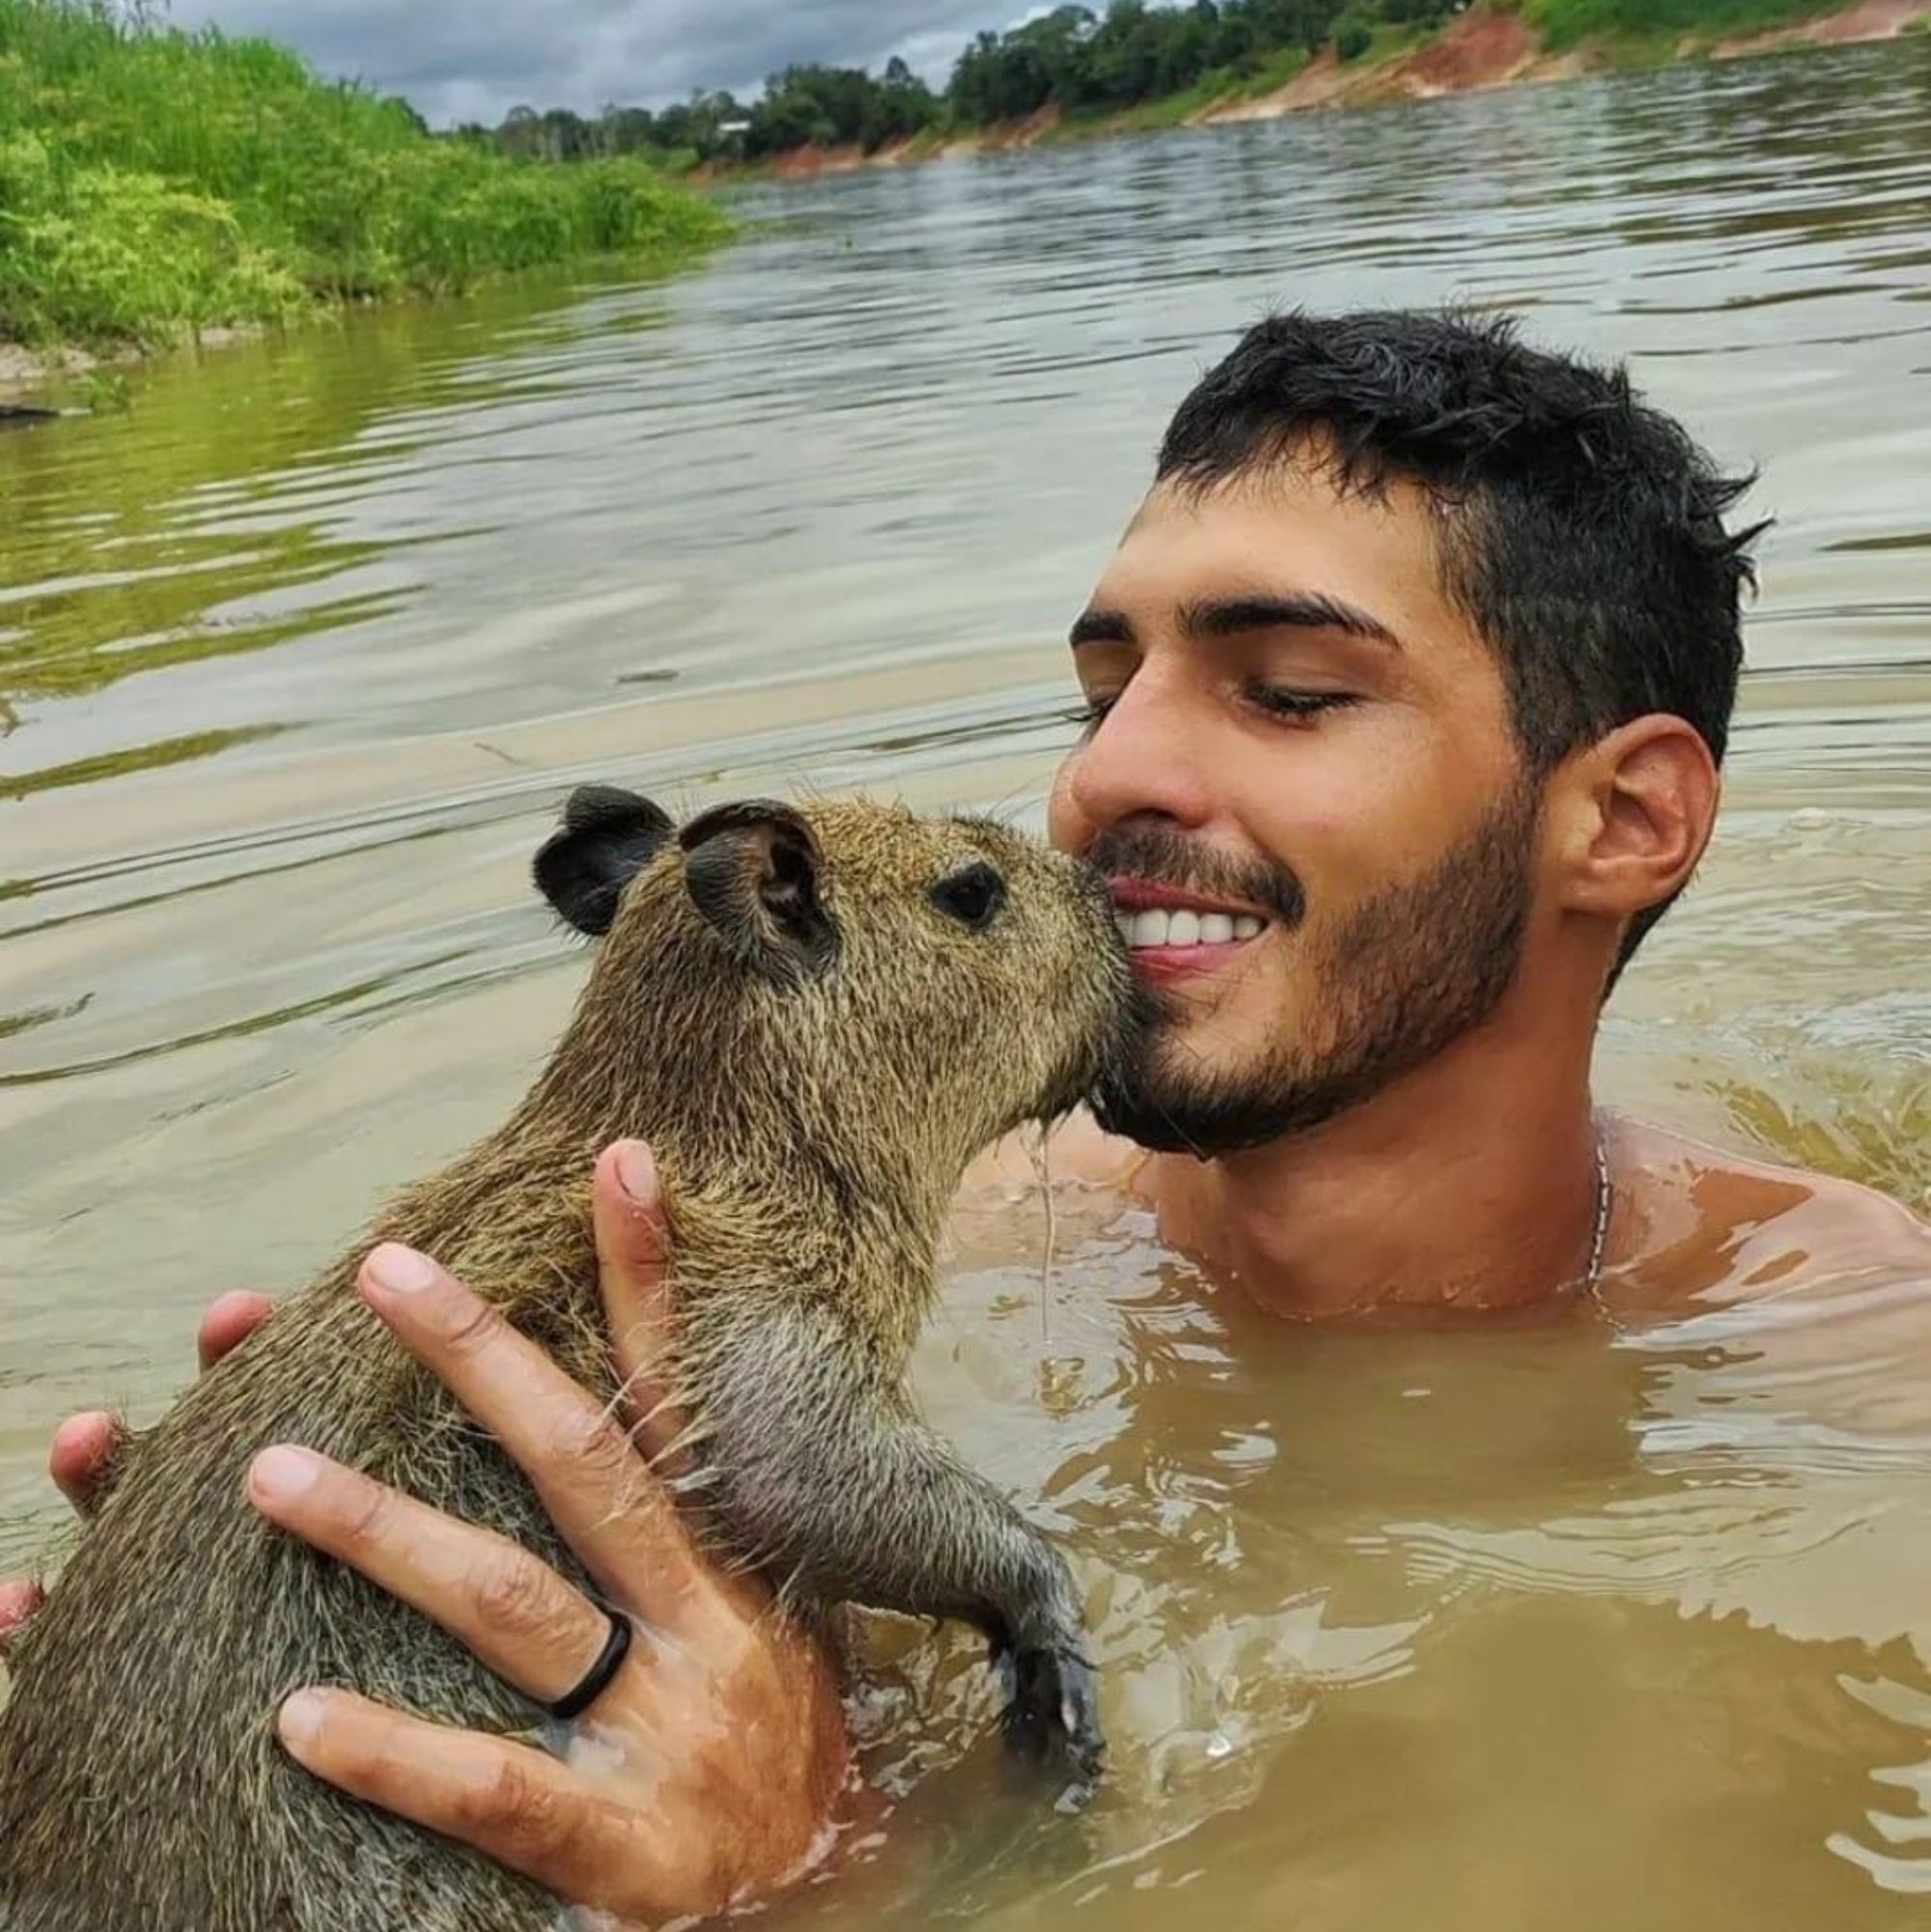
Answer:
[{"xmin": 930, "ymin": 862, "xmax": 1007, "ymax": 933}]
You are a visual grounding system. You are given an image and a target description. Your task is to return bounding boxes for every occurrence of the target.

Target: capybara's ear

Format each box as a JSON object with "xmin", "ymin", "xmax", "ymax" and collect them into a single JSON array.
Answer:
[
  {"xmin": 679, "ymin": 799, "xmax": 837, "ymax": 986},
  {"xmin": 533, "ymin": 785, "xmax": 675, "ymax": 936}
]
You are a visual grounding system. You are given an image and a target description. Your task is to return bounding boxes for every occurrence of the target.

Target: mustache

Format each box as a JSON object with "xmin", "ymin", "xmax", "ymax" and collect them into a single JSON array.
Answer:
[{"xmin": 1086, "ymin": 824, "xmax": 1305, "ymax": 930}]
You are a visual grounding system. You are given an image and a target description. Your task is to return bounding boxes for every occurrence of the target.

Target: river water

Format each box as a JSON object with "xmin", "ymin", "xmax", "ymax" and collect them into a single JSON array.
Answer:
[{"xmin": 3, "ymin": 38, "xmax": 1928, "ymax": 1932}]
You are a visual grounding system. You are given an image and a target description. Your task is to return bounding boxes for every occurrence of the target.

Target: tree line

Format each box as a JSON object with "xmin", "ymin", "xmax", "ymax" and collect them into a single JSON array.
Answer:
[{"xmin": 455, "ymin": 0, "xmax": 1458, "ymax": 166}]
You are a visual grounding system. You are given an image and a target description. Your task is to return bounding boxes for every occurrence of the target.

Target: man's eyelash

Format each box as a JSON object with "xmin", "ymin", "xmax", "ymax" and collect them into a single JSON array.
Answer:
[
  {"xmin": 1243, "ymin": 685, "xmax": 1359, "ymax": 720},
  {"xmin": 1064, "ymin": 688, "xmax": 1357, "ymax": 731}
]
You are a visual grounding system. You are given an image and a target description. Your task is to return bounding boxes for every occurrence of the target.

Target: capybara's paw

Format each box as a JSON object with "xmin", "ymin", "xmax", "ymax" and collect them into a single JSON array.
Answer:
[{"xmin": 997, "ymin": 1642, "xmax": 1105, "ymax": 1788}]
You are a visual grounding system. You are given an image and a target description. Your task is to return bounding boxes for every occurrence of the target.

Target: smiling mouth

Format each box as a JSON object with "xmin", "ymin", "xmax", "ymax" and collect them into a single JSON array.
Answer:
[
  {"xmin": 1107, "ymin": 882, "xmax": 1272, "ymax": 954},
  {"xmin": 1114, "ymin": 906, "xmax": 1267, "ymax": 950}
]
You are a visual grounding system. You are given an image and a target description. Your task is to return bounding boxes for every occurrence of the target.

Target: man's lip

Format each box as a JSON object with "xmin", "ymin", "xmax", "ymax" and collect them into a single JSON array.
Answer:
[
  {"xmin": 1132, "ymin": 947, "xmax": 1240, "ymax": 986},
  {"xmin": 1107, "ymin": 877, "xmax": 1270, "ymax": 919}
]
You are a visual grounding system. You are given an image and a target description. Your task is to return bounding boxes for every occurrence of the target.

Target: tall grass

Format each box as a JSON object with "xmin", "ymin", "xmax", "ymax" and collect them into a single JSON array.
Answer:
[{"xmin": 0, "ymin": 0, "xmax": 731, "ymax": 349}]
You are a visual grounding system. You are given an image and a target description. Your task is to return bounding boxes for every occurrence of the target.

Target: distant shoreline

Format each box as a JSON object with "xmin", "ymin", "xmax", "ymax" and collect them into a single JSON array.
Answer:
[
  {"xmin": 5, "ymin": 0, "xmax": 1920, "ymax": 406},
  {"xmin": 714, "ymin": 0, "xmax": 1927, "ymax": 186}
]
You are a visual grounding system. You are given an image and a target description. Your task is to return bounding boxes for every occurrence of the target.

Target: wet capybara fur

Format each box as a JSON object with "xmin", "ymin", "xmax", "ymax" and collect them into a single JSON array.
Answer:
[{"xmin": 0, "ymin": 789, "xmax": 1142, "ymax": 1932}]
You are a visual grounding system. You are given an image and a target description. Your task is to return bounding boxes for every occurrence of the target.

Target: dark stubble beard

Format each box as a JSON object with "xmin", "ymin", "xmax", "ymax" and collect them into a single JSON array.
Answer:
[{"xmin": 1089, "ymin": 784, "xmax": 1543, "ymax": 1158}]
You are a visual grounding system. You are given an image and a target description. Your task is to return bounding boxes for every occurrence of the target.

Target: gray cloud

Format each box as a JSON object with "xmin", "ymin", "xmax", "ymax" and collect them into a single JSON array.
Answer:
[{"xmin": 168, "ymin": 0, "xmax": 1040, "ymax": 126}]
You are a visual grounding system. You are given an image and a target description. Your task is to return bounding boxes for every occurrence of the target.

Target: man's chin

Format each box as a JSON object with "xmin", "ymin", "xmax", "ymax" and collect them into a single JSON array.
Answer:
[
  {"xmin": 1089, "ymin": 1029, "xmax": 1393, "ymax": 1157},
  {"xmin": 1089, "ymin": 1070, "xmax": 1293, "ymax": 1160}
]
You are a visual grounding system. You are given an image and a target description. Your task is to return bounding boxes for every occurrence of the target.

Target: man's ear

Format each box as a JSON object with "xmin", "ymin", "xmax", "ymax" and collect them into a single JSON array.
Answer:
[
  {"xmin": 533, "ymin": 785, "xmax": 676, "ymax": 936},
  {"xmin": 679, "ymin": 799, "xmax": 837, "ymax": 985},
  {"xmin": 1550, "ymin": 715, "xmax": 1720, "ymax": 921}
]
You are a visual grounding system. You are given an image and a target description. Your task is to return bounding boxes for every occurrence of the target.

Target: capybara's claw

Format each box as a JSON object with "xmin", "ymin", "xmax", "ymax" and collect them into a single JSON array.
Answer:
[{"xmin": 998, "ymin": 1642, "xmax": 1105, "ymax": 1787}]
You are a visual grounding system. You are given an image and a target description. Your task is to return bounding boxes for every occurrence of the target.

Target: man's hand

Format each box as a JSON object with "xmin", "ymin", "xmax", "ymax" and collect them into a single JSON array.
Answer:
[{"xmin": 0, "ymin": 1141, "xmax": 854, "ymax": 1927}]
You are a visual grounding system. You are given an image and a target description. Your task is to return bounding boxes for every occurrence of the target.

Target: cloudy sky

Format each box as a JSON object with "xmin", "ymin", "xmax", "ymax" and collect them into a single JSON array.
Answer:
[{"xmin": 167, "ymin": 0, "xmax": 1045, "ymax": 128}]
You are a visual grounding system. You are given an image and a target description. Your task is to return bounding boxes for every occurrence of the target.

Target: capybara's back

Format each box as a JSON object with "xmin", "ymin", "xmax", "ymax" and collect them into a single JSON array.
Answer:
[{"xmin": 0, "ymin": 1175, "xmax": 604, "ymax": 1932}]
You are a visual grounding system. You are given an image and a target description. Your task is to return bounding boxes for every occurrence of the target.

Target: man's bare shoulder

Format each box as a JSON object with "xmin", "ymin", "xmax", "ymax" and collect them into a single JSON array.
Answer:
[{"xmin": 1607, "ymin": 1112, "xmax": 1929, "ymax": 1306}]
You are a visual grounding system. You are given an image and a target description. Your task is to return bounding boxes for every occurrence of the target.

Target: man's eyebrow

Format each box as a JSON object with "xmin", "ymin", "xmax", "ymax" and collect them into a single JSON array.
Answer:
[
  {"xmin": 1067, "ymin": 593, "xmax": 1404, "ymax": 652},
  {"xmin": 1068, "ymin": 606, "xmax": 1134, "ymax": 649},
  {"xmin": 1180, "ymin": 592, "xmax": 1404, "ymax": 649}
]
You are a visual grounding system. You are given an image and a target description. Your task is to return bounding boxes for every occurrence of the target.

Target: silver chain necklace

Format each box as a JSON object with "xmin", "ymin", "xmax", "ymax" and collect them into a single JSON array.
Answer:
[{"xmin": 1581, "ymin": 1133, "xmax": 1613, "ymax": 1300}]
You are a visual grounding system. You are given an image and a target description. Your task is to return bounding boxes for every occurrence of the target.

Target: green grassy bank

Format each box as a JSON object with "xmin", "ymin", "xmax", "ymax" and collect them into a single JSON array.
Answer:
[
  {"xmin": 1525, "ymin": 0, "xmax": 1860, "ymax": 48},
  {"xmin": 0, "ymin": 0, "xmax": 731, "ymax": 367}
]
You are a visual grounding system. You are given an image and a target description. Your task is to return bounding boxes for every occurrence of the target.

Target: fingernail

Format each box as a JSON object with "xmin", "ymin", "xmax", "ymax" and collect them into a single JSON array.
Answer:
[
  {"xmin": 278, "ymin": 1689, "xmax": 327, "ymax": 1752},
  {"xmin": 250, "ymin": 1444, "xmax": 322, "ymax": 1503},
  {"xmin": 366, "ymin": 1242, "xmax": 437, "ymax": 1296},
  {"xmin": 612, "ymin": 1140, "xmax": 658, "ymax": 1206}
]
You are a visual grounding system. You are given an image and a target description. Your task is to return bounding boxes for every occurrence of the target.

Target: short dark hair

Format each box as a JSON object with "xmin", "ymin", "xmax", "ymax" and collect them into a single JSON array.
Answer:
[{"xmin": 1154, "ymin": 308, "xmax": 1768, "ymax": 976}]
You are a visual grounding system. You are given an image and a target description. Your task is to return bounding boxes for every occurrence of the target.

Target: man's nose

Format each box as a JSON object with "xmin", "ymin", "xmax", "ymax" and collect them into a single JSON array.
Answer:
[{"xmin": 1062, "ymin": 668, "xmax": 1217, "ymax": 835}]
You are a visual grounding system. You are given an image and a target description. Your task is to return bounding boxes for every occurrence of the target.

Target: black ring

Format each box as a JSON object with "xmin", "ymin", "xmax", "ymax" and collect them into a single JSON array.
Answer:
[{"xmin": 543, "ymin": 1605, "xmax": 633, "ymax": 1722}]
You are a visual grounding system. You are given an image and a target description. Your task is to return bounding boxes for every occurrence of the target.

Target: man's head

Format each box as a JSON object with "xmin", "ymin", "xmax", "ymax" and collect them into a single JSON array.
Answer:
[{"xmin": 1048, "ymin": 307, "xmax": 1765, "ymax": 1157}]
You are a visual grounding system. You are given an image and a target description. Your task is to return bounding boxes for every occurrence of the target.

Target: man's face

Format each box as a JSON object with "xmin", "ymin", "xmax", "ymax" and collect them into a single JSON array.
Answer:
[{"xmin": 1048, "ymin": 460, "xmax": 1545, "ymax": 1156}]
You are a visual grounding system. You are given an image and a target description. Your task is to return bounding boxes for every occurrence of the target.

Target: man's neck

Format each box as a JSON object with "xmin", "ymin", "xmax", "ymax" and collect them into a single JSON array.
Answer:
[{"xmin": 1143, "ymin": 1013, "xmax": 1606, "ymax": 1322}]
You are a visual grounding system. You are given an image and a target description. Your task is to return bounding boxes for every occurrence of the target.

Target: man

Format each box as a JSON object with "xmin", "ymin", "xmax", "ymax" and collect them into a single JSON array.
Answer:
[{"xmin": 4, "ymin": 310, "xmax": 1924, "ymax": 1926}]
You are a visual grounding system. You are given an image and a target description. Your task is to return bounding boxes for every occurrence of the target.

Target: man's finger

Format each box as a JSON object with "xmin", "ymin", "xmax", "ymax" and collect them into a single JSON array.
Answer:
[
  {"xmin": 273, "ymin": 1688, "xmax": 670, "ymax": 1918},
  {"xmin": 0, "ymin": 1581, "xmax": 45, "ymax": 1659},
  {"xmin": 247, "ymin": 1446, "xmax": 622, "ymax": 1708},
  {"xmin": 49, "ymin": 1412, "xmax": 121, "ymax": 1515},
  {"xmin": 592, "ymin": 1140, "xmax": 692, "ymax": 1471},
  {"xmin": 353, "ymin": 1246, "xmax": 701, "ymax": 1617},
  {"xmin": 198, "ymin": 1292, "xmax": 276, "ymax": 1373}
]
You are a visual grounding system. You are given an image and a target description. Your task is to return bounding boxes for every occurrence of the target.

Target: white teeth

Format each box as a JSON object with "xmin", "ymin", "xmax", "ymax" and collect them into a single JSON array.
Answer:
[{"xmin": 1118, "ymin": 908, "xmax": 1266, "ymax": 950}]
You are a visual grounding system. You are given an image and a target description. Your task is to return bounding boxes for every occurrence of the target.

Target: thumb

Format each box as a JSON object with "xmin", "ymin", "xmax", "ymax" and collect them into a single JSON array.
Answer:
[
  {"xmin": 0, "ymin": 1581, "xmax": 46, "ymax": 1661},
  {"xmin": 591, "ymin": 1139, "xmax": 689, "ymax": 1470}
]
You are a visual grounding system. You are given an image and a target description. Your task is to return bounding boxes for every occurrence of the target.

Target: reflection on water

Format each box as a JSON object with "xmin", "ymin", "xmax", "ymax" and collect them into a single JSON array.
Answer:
[{"xmin": 2, "ymin": 37, "xmax": 1928, "ymax": 1932}]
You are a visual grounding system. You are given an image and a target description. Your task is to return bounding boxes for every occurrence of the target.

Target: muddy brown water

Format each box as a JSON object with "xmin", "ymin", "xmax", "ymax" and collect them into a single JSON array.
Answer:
[{"xmin": 3, "ymin": 39, "xmax": 1929, "ymax": 1932}]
